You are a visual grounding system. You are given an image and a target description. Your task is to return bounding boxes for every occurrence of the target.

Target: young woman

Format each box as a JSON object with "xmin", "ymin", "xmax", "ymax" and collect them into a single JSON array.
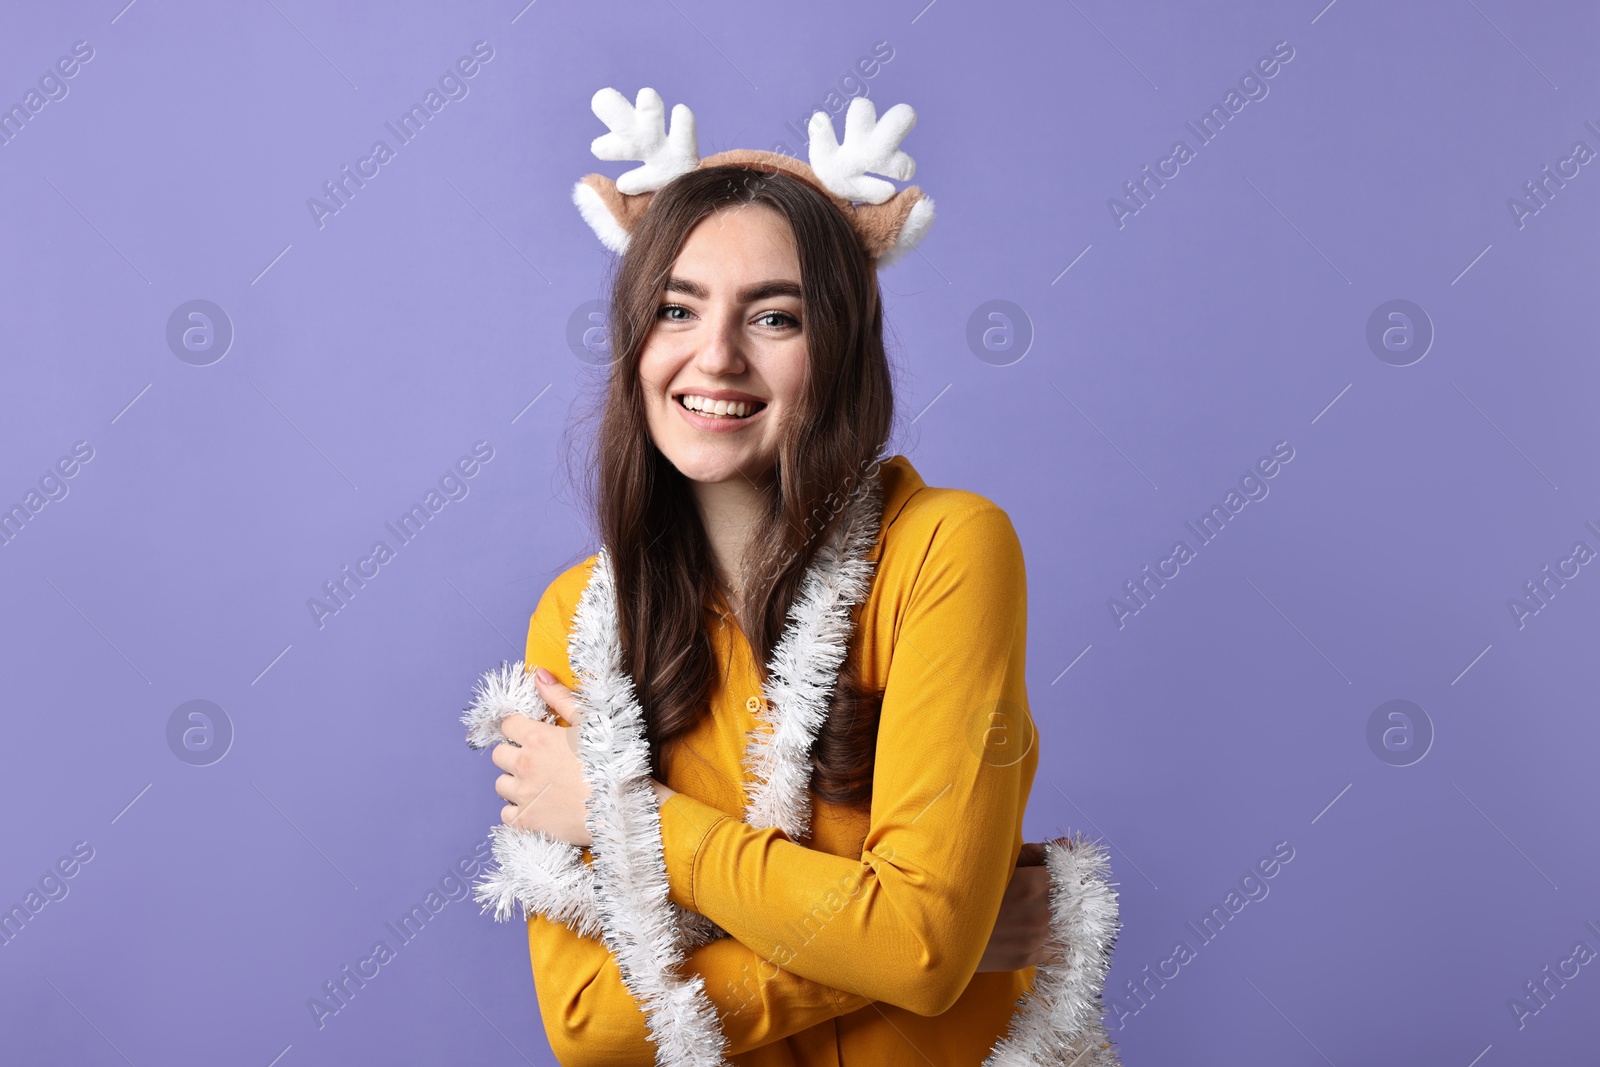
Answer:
[{"xmin": 488, "ymin": 161, "xmax": 1061, "ymax": 1065}]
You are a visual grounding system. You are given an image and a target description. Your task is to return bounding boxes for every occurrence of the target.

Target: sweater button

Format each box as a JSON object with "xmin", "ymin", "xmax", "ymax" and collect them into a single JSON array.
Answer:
[{"xmin": 746, "ymin": 695, "xmax": 764, "ymax": 713}]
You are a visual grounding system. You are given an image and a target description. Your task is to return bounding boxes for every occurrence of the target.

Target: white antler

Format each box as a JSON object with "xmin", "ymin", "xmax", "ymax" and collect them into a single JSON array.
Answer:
[
  {"xmin": 807, "ymin": 97, "xmax": 917, "ymax": 205},
  {"xmin": 588, "ymin": 87, "xmax": 699, "ymax": 195}
]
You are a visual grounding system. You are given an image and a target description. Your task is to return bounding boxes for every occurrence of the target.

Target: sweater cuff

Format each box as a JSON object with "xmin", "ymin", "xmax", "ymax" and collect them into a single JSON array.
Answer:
[{"xmin": 659, "ymin": 791, "xmax": 731, "ymax": 912}]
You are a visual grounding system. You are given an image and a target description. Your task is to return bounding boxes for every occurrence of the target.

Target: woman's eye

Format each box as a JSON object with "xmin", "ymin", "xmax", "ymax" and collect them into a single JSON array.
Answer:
[{"xmin": 656, "ymin": 305, "xmax": 796, "ymax": 328}]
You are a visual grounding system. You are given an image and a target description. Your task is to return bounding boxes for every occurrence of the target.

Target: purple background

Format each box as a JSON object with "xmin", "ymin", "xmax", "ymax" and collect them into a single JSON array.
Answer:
[{"xmin": 2, "ymin": 1, "xmax": 1596, "ymax": 1063}]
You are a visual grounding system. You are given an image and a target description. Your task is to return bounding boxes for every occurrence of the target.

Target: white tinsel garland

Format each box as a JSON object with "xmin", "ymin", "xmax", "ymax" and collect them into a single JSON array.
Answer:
[{"xmin": 459, "ymin": 467, "xmax": 1123, "ymax": 1065}]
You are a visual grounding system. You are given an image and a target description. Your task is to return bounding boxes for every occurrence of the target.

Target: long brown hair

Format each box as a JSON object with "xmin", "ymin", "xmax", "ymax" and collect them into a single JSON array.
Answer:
[{"xmin": 580, "ymin": 164, "xmax": 894, "ymax": 807}]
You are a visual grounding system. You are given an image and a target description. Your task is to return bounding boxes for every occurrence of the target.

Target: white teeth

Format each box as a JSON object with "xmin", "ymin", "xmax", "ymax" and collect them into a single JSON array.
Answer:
[{"xmin": 679, "ymin": 394, "xmax": 760, "ymax": 418}]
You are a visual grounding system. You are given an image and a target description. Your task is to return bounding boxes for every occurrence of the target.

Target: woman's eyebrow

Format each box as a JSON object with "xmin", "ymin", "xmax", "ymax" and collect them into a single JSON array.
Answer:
[{"xmin": 664, "ymin": 277, "xmax": 803, "ymax": 303}]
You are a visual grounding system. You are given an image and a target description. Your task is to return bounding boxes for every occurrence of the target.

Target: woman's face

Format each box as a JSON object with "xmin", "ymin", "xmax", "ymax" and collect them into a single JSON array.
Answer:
[{"xmin": 638, "ymin": 202, "xmax": 807, "ymax": 487}]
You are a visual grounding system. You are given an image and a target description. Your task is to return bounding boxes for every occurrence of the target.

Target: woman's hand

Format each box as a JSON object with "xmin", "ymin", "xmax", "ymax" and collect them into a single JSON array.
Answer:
[
  {"xmin": 491, "ymin": 666, "xmax": 680, "ymax": 847},
  {"xmin": 491, "ymin": 667, "xmax": 593, "ymax": 847},
  {"xmin": 975, "ymin": 840, "xmax": 1068, "ymax": 972}
]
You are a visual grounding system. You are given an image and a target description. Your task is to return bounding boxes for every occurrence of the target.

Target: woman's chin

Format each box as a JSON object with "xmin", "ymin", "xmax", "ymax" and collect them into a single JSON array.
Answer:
[{"xmin": 662, "ymin": 442, "xmax": 773, "ymax": 486}]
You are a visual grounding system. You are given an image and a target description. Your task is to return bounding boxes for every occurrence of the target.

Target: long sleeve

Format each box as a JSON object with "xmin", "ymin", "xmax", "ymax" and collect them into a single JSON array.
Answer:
[
  {"xmin": 519, "ymin": 561, "xmax": 872, "ymax": 1065},
  {"xmin": 658, "ymin": 502, "xmax": 1038, "ymax": 1018},
  {"xmin": 527, "ymin": 907, "xmax": 870, "ymax": 1064}
]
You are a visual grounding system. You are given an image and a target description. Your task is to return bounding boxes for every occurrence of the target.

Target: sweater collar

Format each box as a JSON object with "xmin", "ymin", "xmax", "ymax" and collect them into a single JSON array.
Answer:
[{"xmin": 700, "ymin": 454, "xmax": 921, "ymax": 616}]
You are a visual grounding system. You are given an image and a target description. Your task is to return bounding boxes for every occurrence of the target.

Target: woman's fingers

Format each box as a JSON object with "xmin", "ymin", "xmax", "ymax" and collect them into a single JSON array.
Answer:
[
  {"xmin": 977, "ymin": 864, "xmax": 1058, "ymax": 972},
  {"xmin": 1017, "ymin": 841, "xmax": 1047, "ymax": 867},
  {"xmin": 491, "ymin": 717, "xmax": 563, "ymax": 796},
  {"xmin": 492, "ymin": 714, "xmax": 535, "ymax": 768},
  {"xmin": 497, "ymin": 717, "xmax": 562, "ymax": 754},
  {"xmin": 531, "ymin": 665, "xmax": 583, "ymax": 727},
  {"xmin": 1011, "ymin": 866, "xmax": 1052, "ymax": 908},
  {"xmin": 486, "ymin": 690, "xmax": 593, "ymax": 846}
]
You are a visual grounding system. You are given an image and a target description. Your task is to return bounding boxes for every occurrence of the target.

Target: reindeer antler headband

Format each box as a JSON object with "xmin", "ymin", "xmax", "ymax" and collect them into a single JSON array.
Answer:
[{"xmin": 570, "ymin": 87, "xmax": 936, "ymax": 268}]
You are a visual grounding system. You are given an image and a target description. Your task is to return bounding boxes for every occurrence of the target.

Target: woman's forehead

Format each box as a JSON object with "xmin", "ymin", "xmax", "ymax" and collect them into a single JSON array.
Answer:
[{"xmin": 673, "ymin": 207, "xmax": 801, "ymax": 276}]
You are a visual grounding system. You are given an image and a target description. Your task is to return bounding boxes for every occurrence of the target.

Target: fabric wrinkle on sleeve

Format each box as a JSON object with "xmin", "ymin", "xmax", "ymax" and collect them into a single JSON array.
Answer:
[{"xmin": 527, "ymin": 909, "xmax": 873, "ymax": 1064}]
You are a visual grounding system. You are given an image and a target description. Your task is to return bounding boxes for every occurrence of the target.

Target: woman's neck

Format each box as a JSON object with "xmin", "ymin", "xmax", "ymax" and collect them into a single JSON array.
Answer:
[{"xmin": 690, "ymin": 468, "xmax": 775, "ymax": 623}]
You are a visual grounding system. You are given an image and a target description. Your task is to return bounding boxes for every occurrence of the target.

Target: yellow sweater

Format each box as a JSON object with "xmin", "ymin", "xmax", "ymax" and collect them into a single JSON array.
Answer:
[{"xmin": 521, "ymin": 454, "xmax": 1040, "ymax": 1066}]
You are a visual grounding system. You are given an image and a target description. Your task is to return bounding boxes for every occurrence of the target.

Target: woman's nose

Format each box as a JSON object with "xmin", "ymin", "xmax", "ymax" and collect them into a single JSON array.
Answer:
[{"xmin": 693, "ymin": 314, "xmax": 745, "ymax": 373}]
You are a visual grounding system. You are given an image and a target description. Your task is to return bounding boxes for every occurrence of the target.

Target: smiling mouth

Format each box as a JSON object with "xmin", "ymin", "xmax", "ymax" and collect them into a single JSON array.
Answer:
[{"xmin": 675, "ymin": 394, "xmax": 768, "ymax": 420}]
